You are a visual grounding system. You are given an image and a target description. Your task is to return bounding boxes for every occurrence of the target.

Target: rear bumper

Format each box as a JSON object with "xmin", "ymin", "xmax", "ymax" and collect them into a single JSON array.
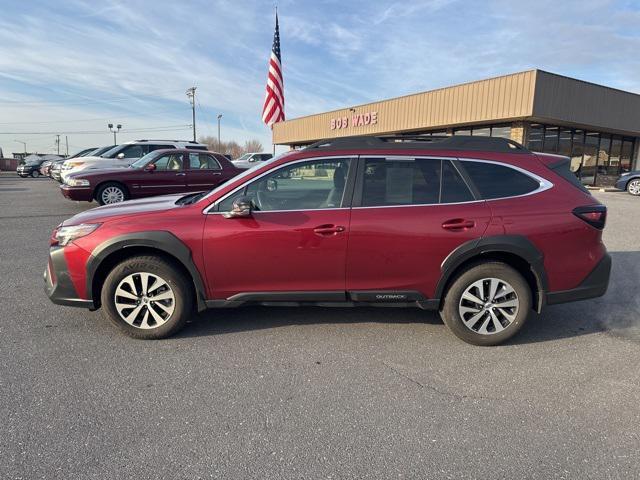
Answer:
[
  {"xmin": 546, "ymin": 253, "xmax": 611, "ymax": 306},
  {"xmin": 44, "ymin": 246, "xmax": 94, "ymax": 309},
  {"xmin": 60, "ymin": 184, "xmax": 93, "ymax": 201}
]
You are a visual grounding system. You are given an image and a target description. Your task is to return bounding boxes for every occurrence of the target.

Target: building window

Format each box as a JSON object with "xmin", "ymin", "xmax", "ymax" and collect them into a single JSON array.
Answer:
[
  {"xmin": 543, "ymin": 126, "xmax": 560, "ymax": 153},
  {"xmin": 558, "ymin": 128, "xmax": 572, "ymax": 157},
  {"xmin": 490, "ymin": 125, "xmax": 511, "ymax": 139},
  {"xmin": 570, "ymin": 130, "xmax": 585, "ymax": 174},
  {"xmin": 621, "ymin": 139, "xmax": 634, "ymax": 173},
  {"xmin": 527, "ymin": 124, "xmax": 544, "ymax": 152},
  {"xmin": 472, "ymin": 127, "xmax": 491, "ymax": 137},
  {"xmin": 453, "ymin": 128, "xmax": 471, "ymax": 136}
]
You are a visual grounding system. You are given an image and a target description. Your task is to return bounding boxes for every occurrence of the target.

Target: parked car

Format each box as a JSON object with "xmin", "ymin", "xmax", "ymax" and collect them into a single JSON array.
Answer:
[
  {"xmin": 615, "ymin": 171, "xmax": 640, "ymax": 195},
  {"xmin": 17, "ymin": 156, "xmax": 47, "ymax": 177},
  {"xmin": 232, "ymin": 152, "xmax": 273, "ymax": 169},
  {"xmin": 60, "ymin": 140, "xmax": 208, "ymax": 183},
  {"xmin": 39, "ymin": 160, "xmax": 55, "ymax": 176},
  {"xmin": 61, "ymin": 149, "xmax": 242, "ymax": 205},
  {"xmin": 45, "ymin": 135, "xmax": 610, "ymax": 345},
  {"xmin": 51, "ymin": 146, "xmax": 111, "ymax": 182}
]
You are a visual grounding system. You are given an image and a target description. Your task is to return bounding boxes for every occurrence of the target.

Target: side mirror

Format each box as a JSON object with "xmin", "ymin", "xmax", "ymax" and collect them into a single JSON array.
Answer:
[
  {"xmin": 223, "ymin": 196, "xmax": 253, "ymax": 218},
  {"xmin": 117, "ymin": 153, "xmax": 125, "ymax": 159},
  {"xmin": 144, "ymin": 163, "xmax": 157, "ymax": 172}
]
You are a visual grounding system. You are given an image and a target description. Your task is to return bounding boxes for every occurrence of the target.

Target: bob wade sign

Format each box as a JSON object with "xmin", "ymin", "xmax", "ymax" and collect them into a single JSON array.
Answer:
[{"xmin": 330, "ymin": 111, "xmax": 378, "ymax": 130}]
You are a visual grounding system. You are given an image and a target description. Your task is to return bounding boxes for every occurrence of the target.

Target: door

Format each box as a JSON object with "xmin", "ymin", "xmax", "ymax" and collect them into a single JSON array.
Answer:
[
  {"xmin": 185, "ymin": 153, "xmax": 229, "ymax": 191},
  {"xmin": 138, "ymin": 152, "xmax": 188, "ymax": 196},
  {"xmin": 346, "ymin": 157, "xmax": 491, "ymax": 299},
  {"xmin": 202, "ymin": 157, "xmax": 354, "ymax": 300}
]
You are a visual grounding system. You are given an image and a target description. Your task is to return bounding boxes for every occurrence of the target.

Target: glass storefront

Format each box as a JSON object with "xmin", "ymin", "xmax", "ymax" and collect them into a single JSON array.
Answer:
[
  {"xmin": 452, "ymin": 124, "xmax": 512, "ymax": 139},
  {"xmin": 525, "ymin": 123, "xmax": 637, "ymax": 186}
]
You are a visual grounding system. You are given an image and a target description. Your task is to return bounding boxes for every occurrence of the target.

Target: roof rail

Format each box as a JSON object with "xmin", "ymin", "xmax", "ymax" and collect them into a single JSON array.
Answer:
[{"xmin": 304, "ymin": 135, "xmax": 529, "ymax": 154}]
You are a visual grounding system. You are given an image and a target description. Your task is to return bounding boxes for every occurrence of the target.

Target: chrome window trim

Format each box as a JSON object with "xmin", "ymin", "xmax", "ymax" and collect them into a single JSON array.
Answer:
[{"xmin": 203, "ymin": 155, "xmax": 357, "ymax": 214}]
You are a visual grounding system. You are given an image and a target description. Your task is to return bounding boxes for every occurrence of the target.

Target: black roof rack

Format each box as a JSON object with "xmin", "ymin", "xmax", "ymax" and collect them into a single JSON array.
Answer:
[{"xmin": 304, "ymin": 135, "xmax": 529, "ymax": 154}]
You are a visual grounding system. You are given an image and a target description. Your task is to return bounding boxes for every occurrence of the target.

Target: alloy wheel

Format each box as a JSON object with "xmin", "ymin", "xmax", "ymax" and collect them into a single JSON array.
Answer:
[
  {"xmin": 101, "ymin": 186, "xmax": 125, "ymax": 204},
  {"xmin": 458, "ymin": 277, "xmax": 519, "ymax": 335},
  {"xmin": 628, "ymin": 179, "xmax": 640, "ymax": 196},
  {"xmin": 114, "ymin": 272, "xmax": 175, "ymax": 329}
]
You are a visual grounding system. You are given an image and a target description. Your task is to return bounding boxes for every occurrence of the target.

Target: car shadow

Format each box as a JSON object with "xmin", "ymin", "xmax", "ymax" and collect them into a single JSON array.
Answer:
[{"xmin": 176, "ymin": 251, "xmax": 640, "ymax": 345}]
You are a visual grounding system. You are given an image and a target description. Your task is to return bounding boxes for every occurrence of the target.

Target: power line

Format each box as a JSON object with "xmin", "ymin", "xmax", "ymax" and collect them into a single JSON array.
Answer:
[
  {"xmin": 0, "ymin": 89, "xmax": 185, "ymax": 107},
  {"xmin": 0, "ymin": 124, "xmax": 193, "ymax": 135}
]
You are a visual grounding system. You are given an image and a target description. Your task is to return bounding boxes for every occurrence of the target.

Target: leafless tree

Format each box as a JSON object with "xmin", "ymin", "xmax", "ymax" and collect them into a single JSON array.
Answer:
[{"xmin": 199, "ymin": 136, "xmax": 265, "ymax": 159}]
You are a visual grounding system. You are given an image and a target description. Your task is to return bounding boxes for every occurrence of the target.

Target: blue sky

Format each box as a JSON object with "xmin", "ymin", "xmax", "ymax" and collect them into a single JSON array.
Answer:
[{"xmin": 0, "ymin": 0, "xmax": 638, "ymax": 154}]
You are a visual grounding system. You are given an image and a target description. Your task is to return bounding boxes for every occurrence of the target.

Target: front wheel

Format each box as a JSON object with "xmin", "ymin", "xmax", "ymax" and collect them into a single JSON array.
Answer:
[
  {"xmin": 31, "ymin": 170, "xmax": 40, "ymax": 178},
  {"xmin": 440, "ymin": 262, "xmax": 531, "ymax": 346},
  {"xmin": 101, "ymin": 255, "xmax": 194, "ymax": 339},
  {"xmin": 96, "ymin": 182, "xmax": 128, "ymax": 205},
  {"xmin": 627, "ymin": 179, "xmax": 640, "ymax": 196}
]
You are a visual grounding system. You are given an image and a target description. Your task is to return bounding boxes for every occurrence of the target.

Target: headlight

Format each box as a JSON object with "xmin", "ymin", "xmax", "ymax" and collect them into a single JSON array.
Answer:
[
  {"xmin": 64, "ymin": 161, "xmax": 85, "ymax": 169},
  {"xmin": 54, "ymin": 224, "xmax": 101, "ymax": 246},
  {"xmin": 66, "ymin": 178, "xmax": 90, "ymax": 187}
]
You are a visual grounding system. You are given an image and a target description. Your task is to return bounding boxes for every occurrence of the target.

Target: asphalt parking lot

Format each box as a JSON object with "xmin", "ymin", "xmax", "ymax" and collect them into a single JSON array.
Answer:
[{"xmin": 1, "ymin": 173, "xmax": 639, "ymax": 479}]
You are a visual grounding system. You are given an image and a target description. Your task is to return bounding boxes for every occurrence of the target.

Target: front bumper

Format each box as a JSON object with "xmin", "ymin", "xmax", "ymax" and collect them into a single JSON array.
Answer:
[
  {"xmin": 60, "ymin": 184, "xmax": 93, "ymax": 201},
  {"xmin": 614, "ymin": 177, "xmax": 628, "ymax": 190},
  {"xmin": 546, "ymin": 253, "xmax": 611, "ymax": 305},
  {"xmin": 44, "ymin": 246, "xmax": 94, "ymax": 309}
]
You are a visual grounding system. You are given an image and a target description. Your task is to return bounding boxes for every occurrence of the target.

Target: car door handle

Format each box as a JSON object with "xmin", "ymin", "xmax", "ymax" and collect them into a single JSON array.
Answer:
[
  {"xmin": 175, "ymin": 172, "xmax": 186, "ymax": 176},
  {"xmin": 442, "ymin": 219, "xmax": 475, "ymax": 230},
  {"xmin": 211, "ymin": 172, "xmax": 222, "ymax": 176},
  {"xmin": 313, "ymin": 224, "xmax": 346, "ymax": 236}
]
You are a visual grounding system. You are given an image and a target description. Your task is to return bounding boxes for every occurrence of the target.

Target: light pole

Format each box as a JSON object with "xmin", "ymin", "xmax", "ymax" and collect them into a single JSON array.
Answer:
[
  {"xmin": 217, "ymin": 114, "xmax": 222, "ymax": 146},
  {"xmin": 14, "ymin": 140, "xmax": 27, "ymax": 153},
  {"xmin": 108, "ymin": 123, "xmax": 122, "ymax": 145},
  {"xmin": 186, "ymin": 87, "xmax": 197, "ymax": 142}
]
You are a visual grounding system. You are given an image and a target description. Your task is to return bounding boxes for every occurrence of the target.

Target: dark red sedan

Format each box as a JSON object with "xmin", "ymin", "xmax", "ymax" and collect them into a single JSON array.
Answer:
[{"xmin": 61, "ymin": 149, "xmax": 242, "ymax": 205}]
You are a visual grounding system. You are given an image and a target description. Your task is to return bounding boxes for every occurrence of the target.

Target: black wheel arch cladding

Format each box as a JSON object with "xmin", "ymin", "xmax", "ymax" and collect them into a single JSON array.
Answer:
[{"xmin": 86, "ymin": 231, "xmax": 207, "ymax": 311}]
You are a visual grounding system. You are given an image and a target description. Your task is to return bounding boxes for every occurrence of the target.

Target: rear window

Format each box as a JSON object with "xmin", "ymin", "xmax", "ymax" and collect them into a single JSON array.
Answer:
[
  {"xmin": 548, "ymin": 158, "xmax": 590, "ymax": 194},
  {"xmin": 462, "ymin": 161, "xmax": 540, "ymax": 199}
]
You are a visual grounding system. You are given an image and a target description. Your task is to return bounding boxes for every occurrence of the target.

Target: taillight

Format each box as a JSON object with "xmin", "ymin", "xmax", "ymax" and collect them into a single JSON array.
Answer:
[{"xmin": 573, "ymin": 205, "xmax": 607, "ymax": 230}]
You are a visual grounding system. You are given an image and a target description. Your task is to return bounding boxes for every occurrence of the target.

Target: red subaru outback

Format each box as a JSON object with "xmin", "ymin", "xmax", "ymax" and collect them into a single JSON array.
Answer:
[{"xmin": 45, "ymin": 136, "xmax": 611, "ymax": 345}]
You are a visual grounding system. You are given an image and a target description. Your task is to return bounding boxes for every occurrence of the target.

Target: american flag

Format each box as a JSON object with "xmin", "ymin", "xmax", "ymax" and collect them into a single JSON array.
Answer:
[{"xmin": 262, "ymin": 12, "xmax": 285, "ymax": 126}]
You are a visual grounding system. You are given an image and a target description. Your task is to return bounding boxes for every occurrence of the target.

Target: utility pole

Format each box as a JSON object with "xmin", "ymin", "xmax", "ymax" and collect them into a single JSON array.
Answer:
[
  {"xmin": 65, "ymin": 136, "xmax": 69, "ymax": 157},
  {"xmin": 55, "ymin": 134, "xmax": 60, "ymax": 155},
  {"xmin": 186, "ymin": 87, "xmax": 197, "ymax": 142},
  {"xmin": 217, "ymin": 114, "xmax": 222, "ymax": 146},
  {"xmin": 108, "ymin": 123, "xmax": 122, "ymax": 145}
]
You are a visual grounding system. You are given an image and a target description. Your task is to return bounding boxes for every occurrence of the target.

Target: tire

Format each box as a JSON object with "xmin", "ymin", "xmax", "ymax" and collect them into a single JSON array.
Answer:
[
  {"xmin": 627, "ymin": 179, "xmax": 640, "ymax": 196},
  {"xmin": 101, "ymin": 255, "xmax": 194, "ymax": 339},
  {"xmin": 31, "ymin": 170, "xmax": 40, "ymax": 178},
  {"xmin": 440, "ymin": 262, "xmax": 531, "ymax": 346},
  {"xmin": 96, "ymin": 182, "xmax": 128, "ymax": 205}
]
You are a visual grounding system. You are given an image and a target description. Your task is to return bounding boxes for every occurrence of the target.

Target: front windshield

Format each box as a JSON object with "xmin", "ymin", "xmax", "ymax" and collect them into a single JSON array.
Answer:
[
  {"xmin": 129, "ymin": 151, "xmax": 160, "ymax": 169},
  {"xmin": 100, "ymin": 145, "xmax": 123, "ymax": 158},
  {"xmin": 196, "ymin": 151, "xmax": 294, "ymax": 204},
  {"xmin": 234, "ymin": 153, "xmax": 252, "ymax": 162}
]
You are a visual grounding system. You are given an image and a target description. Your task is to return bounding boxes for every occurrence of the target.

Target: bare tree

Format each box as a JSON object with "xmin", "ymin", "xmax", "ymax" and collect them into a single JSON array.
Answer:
[{"xmin": 198, "ymin": 136, "xmax": 265, "ymax": 159}]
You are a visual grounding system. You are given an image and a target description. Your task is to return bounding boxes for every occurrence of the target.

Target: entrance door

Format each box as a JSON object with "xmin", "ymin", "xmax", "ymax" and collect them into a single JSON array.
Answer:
[{"xmin": 202, "ymin": 157, "xmax": 354, "ymax": 300}]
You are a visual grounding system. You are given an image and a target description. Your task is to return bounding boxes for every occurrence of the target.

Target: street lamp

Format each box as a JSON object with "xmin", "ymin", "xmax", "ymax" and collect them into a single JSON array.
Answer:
[
  {"xmin": 14, "ymin": 140, "xmax": 27, "ymax": 153},
  {"xmin": 108, "ymin": 123, "xmax": 122, "ymax": 145},
  {"xmin": 217, "ymin": 114, "xmax": 223, "ymax": 146},
  {"xmin": 186, "ymin": 87, "xmax": 197, "ymax": 142}
]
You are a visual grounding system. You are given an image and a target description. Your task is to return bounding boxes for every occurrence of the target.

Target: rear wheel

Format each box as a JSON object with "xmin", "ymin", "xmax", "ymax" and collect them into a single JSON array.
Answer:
[
  {"xmin": 96, "ymin": 182, "xmax": 128, "ymax": 205},
  {"xmin": 101, "ymin": 255, "xmax": 193, "ymax": 339},
  {"xmin": 31, "ymin": 170, "xmax": 40, "ymax": 178},
  {"xmin": 440, "ymin": 262, "xmax": 531, "ymax": 346},
  {"xmin": 627, "ymin": 179, "xmax": 640, "ymax": 196}
]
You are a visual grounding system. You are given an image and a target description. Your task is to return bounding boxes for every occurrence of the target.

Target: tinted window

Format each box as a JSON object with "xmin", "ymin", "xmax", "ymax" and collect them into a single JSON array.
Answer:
[
  {"xmin": 119, "ymin": 145, "xmax": 144, "ymax": 158},
  {"xmin": 147, "ymin": 144, "xmax": 175, "ymax": 152},
  {"xmin": 153, "ymin": 153, "xmax": 183, "ymax": 171},
  {"xmin": 189, "ymin": 153, "xmax": 221, "ymax": 170},
  {"xmin": 185, "ymin": 145, "xmax": 208, "ymax": 151},
  {"xmin": 218, "ymin": 158, "xmax": 351, "ymax": 212},
  {"xmin": 362, "ymin": 158, "xmax": 440, "ymax": 206},
  {"xmin": 463, "ymin": 161, "xmax": 539, "ymax": 199},
  {"xmin": 441, "ymin": 161, "xmax": 475, "ymax": 203}
]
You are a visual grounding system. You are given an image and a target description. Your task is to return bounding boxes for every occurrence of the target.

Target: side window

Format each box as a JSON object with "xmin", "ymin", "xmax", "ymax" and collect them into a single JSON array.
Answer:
[
  {"xmin": 441, "ymin": 160, "xmax": 475, "ymax": 203},
  {"xmin": 462, "ymin": 161, "xmax": 540, "ymax": 199},
  {"xmin": 361, "ymin": 158, "xmax": 441, "ymax": 206},
  {"xmin": 218, "ymin": 158, "xmax": 351, "ymax": 212},
  {"xmin": 120, "ymin": 145, "xmax": 144, "ymax": 158},
  {"xmin": 153, "ymin": 153, "xmax": 183, "ymax": 171},
  {"xmin": 189, "ymin": 153, "xmax": 221, "ymax": 170}
]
